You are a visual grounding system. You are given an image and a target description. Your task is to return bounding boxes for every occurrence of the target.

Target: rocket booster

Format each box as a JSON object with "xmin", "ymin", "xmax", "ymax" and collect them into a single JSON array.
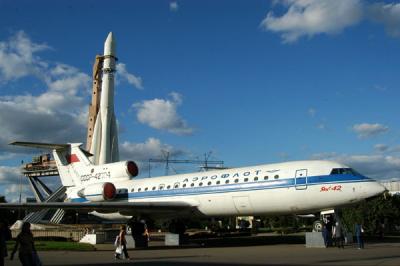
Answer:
[{"xmin": 90, "ymin": 32, "xmax": 119, "ymax": 165}]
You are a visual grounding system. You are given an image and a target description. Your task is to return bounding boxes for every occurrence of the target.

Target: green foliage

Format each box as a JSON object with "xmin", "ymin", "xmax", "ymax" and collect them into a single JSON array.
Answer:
[
  {"xmin": 261, "ymin": 215, "xmax": 312, "ymax": 233},
  {"xmin": 0, "ymin": 196, "xmax": 18, "ymax": 224},
  {"xmin": 341, "ymin": 194, "xmax": 400, "ymax": 235},
  {"xmin": 7, "ymin": 241, "xmax": 95, "ymax": 251}
]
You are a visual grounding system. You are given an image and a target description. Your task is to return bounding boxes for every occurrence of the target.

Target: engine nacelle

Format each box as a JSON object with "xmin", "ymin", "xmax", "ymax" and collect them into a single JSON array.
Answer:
[
  {"xmin": 79, "ymin": 161, "xmax": 139, "ymax": 184},
  {"xmin": 107, "ymin": 160, "xmax": 139, "ymax": 179},
  {"xmin": 78, "ymin": 182, "xmax": 116, "ymax": 202}
]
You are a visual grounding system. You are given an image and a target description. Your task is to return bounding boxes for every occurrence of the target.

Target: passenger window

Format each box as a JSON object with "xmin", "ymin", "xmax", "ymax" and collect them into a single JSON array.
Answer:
[
  {"xmin": 264, "ymin": 176, "xmax": 269, "ymax": 180},
  {"xmin": 225, "ymin": 180, "xmax": 230, "ymax": 184},
  {"xmin": 234, "ymin": 179, "xmax": 239, "ymax": 183},
  {"xmin": 145, "ymin": 187, "xmax": 148, "ymax": 191},
  {"xmin": 174, "ymin": 182, "xmax": 180, "ymax": 188},
  {"xmin": 152, "ymin": 187, "xmax": 156, "ymax": 190},
  {"xmin": 138, "ymin": 188, "xmax": 142, "ymax": 192},
  {"xmin": 183, "ymin": 184, "xmax": 187, "ymax": 188},
  {"xmin": 159, "ymin": 184, "xmax": 165, "ymax": 190},
  {"xmin": 131, "ymin": 188, "xmax": 134, "ymax": 192},
  {"xmin": 167, "ymin": 185, "xmax": 171, "ymax": 189},
  {"xmin": 199, "ymin": 182, "xmax": 203, "ymax": 186},
  {"xmin": 254, "ymin": 177, "xmax": 258, "ymax": 181},
  {"xmin": 216, "ymin": 181, "xmax": 221, "ymax": 185},
  {"xmin": 244, "ymin": 178, "xmax": 248, "ymax": 182},
  {"xmin": 274, "ymin": 175, "xmax": 279, "ymax": 179},
  {"xmin": 191, "ymin": 183, "xmax": 195, "ymax": 187}
]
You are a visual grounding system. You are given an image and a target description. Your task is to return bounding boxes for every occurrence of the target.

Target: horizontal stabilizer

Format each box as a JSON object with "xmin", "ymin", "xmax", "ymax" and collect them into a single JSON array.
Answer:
[{"xmin": 9, "ymin": 141, "xmax": 70, "ymax": 150}]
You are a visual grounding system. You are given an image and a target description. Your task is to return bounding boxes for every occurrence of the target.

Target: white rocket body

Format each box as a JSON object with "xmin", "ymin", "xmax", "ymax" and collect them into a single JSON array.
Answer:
[{"xmin": 90, "ymin": 32, "xmax": 119, "ymax": 165}]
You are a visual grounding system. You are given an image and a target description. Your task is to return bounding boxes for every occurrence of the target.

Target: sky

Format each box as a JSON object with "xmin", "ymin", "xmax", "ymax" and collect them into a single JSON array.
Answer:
[{"xmin": 0, "ymin": 0, "xmax": 400, "ymax": 202}]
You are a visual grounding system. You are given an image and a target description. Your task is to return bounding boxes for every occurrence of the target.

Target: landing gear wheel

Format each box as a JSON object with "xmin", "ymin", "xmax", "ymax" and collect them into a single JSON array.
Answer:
[{"xmin": 313, "ymin": 220, "xmax": 323, "ymax": 232}]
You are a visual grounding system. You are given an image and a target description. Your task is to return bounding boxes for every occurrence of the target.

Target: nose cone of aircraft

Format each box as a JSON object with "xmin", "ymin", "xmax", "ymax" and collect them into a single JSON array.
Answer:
[{"xmin": 366, "ymin": 180, "xmax": 386, "ymax": 198}]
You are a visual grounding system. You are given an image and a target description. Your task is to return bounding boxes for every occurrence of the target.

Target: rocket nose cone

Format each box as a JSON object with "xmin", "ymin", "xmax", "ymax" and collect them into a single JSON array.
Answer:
[{"xmin": 104, "ymin": 32, "xmax": 116, "ymax": 56}]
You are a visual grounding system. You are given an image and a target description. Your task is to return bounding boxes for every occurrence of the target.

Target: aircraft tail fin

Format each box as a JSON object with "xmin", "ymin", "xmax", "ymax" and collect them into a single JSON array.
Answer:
[{"xmin": 10, "ymin": 142, "xmax": 93, "ymax": 187}]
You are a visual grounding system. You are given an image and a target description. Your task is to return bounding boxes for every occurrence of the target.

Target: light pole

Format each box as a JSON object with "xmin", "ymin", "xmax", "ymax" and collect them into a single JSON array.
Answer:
[{"xmin": 18, "ymin": 160, "xmax": 23, "ymax": 219}]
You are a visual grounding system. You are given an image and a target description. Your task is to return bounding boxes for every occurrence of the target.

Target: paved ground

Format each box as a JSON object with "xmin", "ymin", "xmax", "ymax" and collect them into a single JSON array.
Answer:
[{"xmin": 5, "ymin": 242, "xmax": 400, "ymax": 266}]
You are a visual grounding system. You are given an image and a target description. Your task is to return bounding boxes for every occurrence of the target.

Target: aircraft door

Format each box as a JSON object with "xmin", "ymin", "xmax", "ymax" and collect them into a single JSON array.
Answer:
[{"xmin": 295, "ymin": 169, "xmax": 308, "ymax": 190}]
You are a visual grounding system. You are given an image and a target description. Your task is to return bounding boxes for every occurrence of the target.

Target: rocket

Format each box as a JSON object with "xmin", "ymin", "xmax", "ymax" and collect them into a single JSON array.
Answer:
[{"xmin": 90, "ymin": 32, "xmax": 119, "ymax": 165}]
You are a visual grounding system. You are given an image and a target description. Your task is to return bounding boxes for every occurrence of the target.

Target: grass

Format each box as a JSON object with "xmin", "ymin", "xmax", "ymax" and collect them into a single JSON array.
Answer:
[{"xmin": 7, "ymin": 241, "xmax": 95, "ymax": 251}]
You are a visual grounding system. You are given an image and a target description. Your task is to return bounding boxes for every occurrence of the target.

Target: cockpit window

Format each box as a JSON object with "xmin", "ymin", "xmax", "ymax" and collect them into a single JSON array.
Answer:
[{"xmin": 330, "ymin": 168, "xmax": 360, "ymax": 176}]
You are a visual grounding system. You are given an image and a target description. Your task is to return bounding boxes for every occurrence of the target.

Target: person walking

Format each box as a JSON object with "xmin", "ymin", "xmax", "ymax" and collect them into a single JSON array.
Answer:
[
  {"xmin": 325, "ymin": 217, "xmax": 333, "ymax": 247},
  {"xmin": 115, "ymin": 225, "xmax": 130, "ymax": 260},
  {"xmin": 0, "ymin": 221, "xmax": 12, "ymax": 266},
  {"xmin": 10, "ymin": 222, "xmax": 41, "ymax": 266},
  {"xmin": 333, "ymin": 222, "xmax": 344, "ymax": 248},
  {"xmin": 355, "ymin": 222, "xmax": 364, "ymax": 249},
  {"xmin": 321, "ymin": 223, "xmax": 328, "ymax": 248}
]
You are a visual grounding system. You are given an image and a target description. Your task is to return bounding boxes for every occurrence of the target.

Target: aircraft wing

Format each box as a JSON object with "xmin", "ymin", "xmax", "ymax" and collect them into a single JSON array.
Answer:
[{"xmin": 0, "ymin": 200, "xmax": 197, "ymax": 213}]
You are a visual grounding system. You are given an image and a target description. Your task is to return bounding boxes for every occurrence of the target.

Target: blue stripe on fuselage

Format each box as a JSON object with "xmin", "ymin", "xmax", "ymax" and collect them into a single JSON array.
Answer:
[{"xmin": 70, "ymin": 174, "xmax": 371, "ymax": 203}]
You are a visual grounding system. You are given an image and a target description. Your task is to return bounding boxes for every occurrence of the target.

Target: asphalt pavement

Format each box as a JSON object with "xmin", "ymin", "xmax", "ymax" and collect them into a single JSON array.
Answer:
[{"xmin": 5, "ymin": 241, "xmax": 400, "ymax": 266}]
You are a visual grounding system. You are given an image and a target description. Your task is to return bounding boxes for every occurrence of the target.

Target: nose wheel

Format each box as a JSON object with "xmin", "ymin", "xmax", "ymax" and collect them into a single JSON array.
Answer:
[{"xmin": 313, "ymin": 220, "xmax": 323, "ymax": 232}]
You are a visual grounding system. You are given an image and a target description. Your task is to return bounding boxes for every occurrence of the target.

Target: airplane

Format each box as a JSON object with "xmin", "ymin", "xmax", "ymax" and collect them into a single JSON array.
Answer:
[{"xmin": 1, "ymin": 141, "xmax": 385, "ymax": 230}]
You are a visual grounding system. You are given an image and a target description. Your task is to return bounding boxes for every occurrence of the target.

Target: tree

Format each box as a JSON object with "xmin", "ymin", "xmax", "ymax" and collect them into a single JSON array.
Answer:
[
  {"xmin": 341, "ymin": 194, "xmax": 400, "ymax": 235},
  {"xmin": 0, "ymin": 196, "xmax": 18, "ymax": 224}
]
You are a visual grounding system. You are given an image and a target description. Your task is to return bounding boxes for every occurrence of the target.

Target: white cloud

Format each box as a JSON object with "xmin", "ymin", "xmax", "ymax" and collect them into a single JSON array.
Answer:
[
  {"xmin": 369, "ymin": 2, "xmax": 400, "ymax": 38},
  {"xmin": 120, "ymin": 137, "xmax": 185, "ymax": 162},
  {"xmin": 116, "ymin": 63, "xmax": 143, "ymax": 90},
  {"xmin": 0, "ymin": 31, "xmax": 50, "ymax": 82},
  {"xmin": 308, "ymin": 108, "xmax": 316, "ymax": 117},
  {"xmin": 0, "ymin": 166, "xmax": 20, "ymax": 184},
  {"xmin": 388, "ymin": 146, "xmax": 400, "ymax": 154},
  {"xmin": 0, "ymin": 165, "xmax": 62, "ymax": 202},
  {"xmin": 307, "ymin": 108, "xmax": 328, "ymax": 130},
  {"xmin": 374, "ymin": 144, "xmax": 400, "ymax": 154},
  {"xmin": 0, "ymin": 153, "xmax": 18, "ymax": 161},
  {"xmin": 3, "ymin": 183, "xmax": 33, "ymax": 203},
  {"xmin": 0, "ymin": 31, "xmax": 90, "ymax": 152},
  {"xmin": 352, "ymin": 123, "xmax": 389, "ymax": 138},
  {"xmin": 170, "ymin": 1, "xmax": 179, "ymax": 12},
  {"xmin": 374, "ymin": 144, "xmax": 389, "ymax": 153},
  {"xmin": 0, "ymin": 97, "xmax": 87, "ymax": 148},
  {"xmin": 317, "ymin": 123, "xmax": 327, "ymax": 130},
  {"xmin": 356, "ymin": 155, "xmax": 395, "ymax": 177},
  {"xmin": 0, "ymin": 166, "xmax": 34, "ymax": 202},
  {"xmin": 311, "ymin": 152, "xmax": 400, "ymax": 180},
  {"xmin": 373, "ymin": 84, "xmax": 388, "ymax": 92},
  {"xmin": 261, "ymin": 1, "xmax": 400, "ymax": 42},
  {"xmin": 133, "ymin": 92, "xmax": 194, "ymax": 135},
  {"xmin": 119, "ymin": 138, "xmax": 187, "ymax": 176},
  {"xmin": 260, "ymin": 0, "xmax": 363, "ymax": 43}
]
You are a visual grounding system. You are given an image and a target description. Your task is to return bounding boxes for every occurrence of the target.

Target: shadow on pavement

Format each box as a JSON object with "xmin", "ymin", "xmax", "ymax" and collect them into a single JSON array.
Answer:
[{"xmin": 58, "ymin": 263, "xmax": 312, "ymax": 266}]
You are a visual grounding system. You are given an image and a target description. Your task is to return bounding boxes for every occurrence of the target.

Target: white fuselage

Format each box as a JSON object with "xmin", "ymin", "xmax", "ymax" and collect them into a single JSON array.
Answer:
[{"xmin": 68, "ymin": 160, "xmax": 384, "ymax": 219}]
